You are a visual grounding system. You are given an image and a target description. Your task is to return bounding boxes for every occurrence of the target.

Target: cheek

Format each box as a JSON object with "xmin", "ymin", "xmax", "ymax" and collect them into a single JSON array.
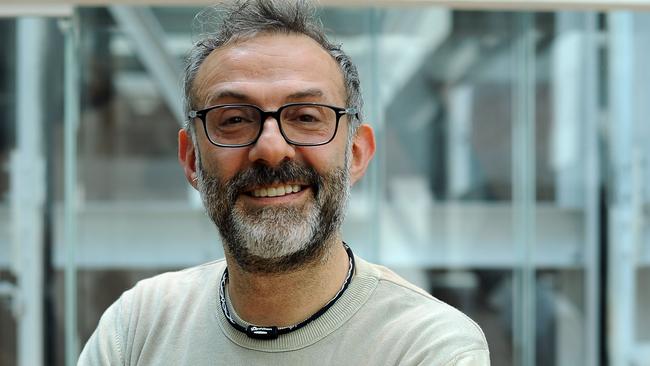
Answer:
[
  {"xmin": 199, "ymin": 146, "xmax": 249, "ymax": 179},
  {"xmin": 298, "ymin": 145, "xmax": 347, "ymax": 173}
]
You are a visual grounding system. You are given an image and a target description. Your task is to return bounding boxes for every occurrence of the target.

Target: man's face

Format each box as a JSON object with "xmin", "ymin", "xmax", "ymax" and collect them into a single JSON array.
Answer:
[{"xmin": 187, "ymin": 33, "xmax": 359, "ymax": 273}]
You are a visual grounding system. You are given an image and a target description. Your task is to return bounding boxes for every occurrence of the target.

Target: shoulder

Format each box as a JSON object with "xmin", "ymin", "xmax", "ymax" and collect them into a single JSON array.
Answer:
[
  {"xmin": 112, "ymin": 259, "xmax": 226, "ymax": 329},
  {"xmin": 126, "ymin": 259, "xmax": 226, "ymax": 302},
  {"xmin": 356, "ymin": 258, "xmax": 490, "ymax": 365},
  {"xmin": 78, "ymin": 259, "xmax": 226, "ymax": 365},
  {"xmin": 118, "ymin": 258, "xmax": 226, "ymax": 328}
]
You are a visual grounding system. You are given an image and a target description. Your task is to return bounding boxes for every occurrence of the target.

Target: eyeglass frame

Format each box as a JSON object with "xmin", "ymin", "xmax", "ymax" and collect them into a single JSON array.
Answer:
[{"xmin": 188, "ymin": 102, "xmax": 359, "ymax": 148}]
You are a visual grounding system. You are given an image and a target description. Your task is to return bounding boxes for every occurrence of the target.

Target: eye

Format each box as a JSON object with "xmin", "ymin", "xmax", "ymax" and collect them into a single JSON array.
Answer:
[
  {"xmin": 222, "ymin": 116, "xmax": 247, "ymax": 125},
  {"xmin": 213, "ymin": 107, "xmax": 258, "ymax": 127},
  {"xmin": 297, "ymin": 113, "xmax": 318, "ymax": 123},
  {"xmin": 284, "ymin": 106, "xmax": 325, "ymax": 123}
]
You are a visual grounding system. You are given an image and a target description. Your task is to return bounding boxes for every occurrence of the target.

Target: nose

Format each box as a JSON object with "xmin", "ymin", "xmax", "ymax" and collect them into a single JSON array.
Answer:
[{"xmin": 248, "ymin": 117, "xmax": 295, "ymax": 166}]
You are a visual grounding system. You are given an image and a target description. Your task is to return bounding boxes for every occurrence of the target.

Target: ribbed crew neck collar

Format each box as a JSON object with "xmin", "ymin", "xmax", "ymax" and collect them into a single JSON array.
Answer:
[{"xmin": 215, "ymin": 256, "xmax": 379, "ymax": 352}]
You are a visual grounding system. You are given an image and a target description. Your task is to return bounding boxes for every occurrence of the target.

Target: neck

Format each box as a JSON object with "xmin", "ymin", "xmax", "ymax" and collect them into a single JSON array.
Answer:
[{"xmin": 226, "ymin": 237, "xmax": 350, "ymax": 327}]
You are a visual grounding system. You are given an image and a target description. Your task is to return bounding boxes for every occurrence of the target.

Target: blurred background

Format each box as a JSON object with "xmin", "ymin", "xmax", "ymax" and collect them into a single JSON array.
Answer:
[{"xmin": 1, "ymin": 1, "xmax": 649, "ymax": 365}]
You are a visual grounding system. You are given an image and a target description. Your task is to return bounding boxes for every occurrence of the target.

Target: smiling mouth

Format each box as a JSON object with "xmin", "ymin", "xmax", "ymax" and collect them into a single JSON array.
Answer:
[{"xmin": 247, "ymin": 183, "xmax": 305, "ymax": 198}]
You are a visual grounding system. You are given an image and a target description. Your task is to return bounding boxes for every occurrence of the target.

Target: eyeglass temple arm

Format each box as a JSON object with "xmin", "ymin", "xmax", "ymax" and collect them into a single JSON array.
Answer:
[{"xmin": 341, "ymin": 107, "xmax": 359, "ymax": 121}]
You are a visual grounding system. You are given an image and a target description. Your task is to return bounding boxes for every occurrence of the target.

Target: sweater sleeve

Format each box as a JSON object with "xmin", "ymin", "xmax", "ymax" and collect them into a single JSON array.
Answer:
[{"xmin": 77, "ymin": 296, "xmax": 127, "ymax": 366}]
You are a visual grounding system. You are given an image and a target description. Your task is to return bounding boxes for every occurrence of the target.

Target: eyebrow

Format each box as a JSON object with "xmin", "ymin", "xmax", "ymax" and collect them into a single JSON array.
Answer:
[
  {"xmin": 205, "ymin": 88, "xmax": 326, "ymax": 106},
  {"xmin": 285, "ymin": 89, "xmax": 324, "ymax": 101},
  {"xmin": 206, "ymin": 90, "xmax": 250, "ymax": 104}
]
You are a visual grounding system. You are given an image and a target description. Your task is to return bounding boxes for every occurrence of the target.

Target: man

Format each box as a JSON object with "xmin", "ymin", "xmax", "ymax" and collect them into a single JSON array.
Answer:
[{"xmin": 79, "ymin": 1, "xmax": 489, "ymax": 365}]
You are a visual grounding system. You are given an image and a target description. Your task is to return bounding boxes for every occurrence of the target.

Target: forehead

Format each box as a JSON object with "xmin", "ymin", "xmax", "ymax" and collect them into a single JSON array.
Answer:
[{"xmin": 192, "ymin": 33, "xmax": 346, "ymax": 107}]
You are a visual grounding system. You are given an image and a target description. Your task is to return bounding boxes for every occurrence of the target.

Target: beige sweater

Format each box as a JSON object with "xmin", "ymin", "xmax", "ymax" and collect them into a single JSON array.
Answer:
[{"xmin": 79, "ymin": 256, "xmax": 490, "ymax": 365}]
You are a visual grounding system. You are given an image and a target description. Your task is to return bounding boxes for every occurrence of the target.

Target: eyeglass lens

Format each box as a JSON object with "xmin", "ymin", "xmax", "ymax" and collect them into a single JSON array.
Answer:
[{"xmin": 204, "ymin": 105, "xmax": 337, "ymax": 146}]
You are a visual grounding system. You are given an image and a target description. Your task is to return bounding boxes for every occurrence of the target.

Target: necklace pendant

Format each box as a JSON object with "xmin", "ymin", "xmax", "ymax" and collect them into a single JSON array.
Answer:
[{"xmin": 246, "ymin": 325, "xmax": 279, "ymax": 340}]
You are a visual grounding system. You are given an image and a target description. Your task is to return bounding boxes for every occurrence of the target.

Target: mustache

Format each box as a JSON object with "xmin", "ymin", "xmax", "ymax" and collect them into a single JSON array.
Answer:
[{"xmin": 225, "ymin": 161, "xmax": 322, "ymax": 200}]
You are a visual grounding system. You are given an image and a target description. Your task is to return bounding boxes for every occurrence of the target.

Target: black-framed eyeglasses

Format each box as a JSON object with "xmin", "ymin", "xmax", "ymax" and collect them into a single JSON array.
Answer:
[{"xmin": 188, "ymin": 103, "xmax": 358, "ymax": 148}]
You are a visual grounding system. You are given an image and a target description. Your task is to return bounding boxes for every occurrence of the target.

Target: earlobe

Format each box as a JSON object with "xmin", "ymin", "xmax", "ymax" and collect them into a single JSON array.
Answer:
[
  {"xmin": 349, "ymin": 124, "xmax": 376, "ymax": 185},
  {"xmin": 178, "ymin": 129, "xmax": 199, "ymax": 189}
]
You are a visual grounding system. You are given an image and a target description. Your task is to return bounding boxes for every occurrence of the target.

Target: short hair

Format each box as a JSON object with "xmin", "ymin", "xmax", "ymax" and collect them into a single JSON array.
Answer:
[{"xmin": 182, "ymin": 0, "xmax": 363, "ymax": 137}]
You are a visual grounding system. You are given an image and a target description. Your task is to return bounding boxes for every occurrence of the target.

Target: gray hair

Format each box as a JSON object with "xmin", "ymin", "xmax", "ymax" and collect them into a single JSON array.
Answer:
[{"xmin": 182, "ymin": 0, "xmax": 363, "ymax": 140}]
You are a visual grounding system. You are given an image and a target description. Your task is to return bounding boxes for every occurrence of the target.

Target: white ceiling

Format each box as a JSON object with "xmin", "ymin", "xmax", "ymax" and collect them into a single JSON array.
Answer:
[{"xmin": 2, "ymin": 0, "xmax": 650, "ymax": 16}]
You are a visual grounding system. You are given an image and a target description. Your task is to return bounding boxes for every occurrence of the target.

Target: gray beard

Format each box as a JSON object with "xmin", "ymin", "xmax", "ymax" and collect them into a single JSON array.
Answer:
[{"xmin": 196, "ymin": 158, "xmax": 350, "ymax": 274}]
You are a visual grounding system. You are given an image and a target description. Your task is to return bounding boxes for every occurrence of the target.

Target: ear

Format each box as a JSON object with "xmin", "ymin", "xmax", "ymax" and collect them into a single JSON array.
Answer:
[
  {"xmin": 178, "ymin": 128, "xmax": 199, "ymax": 190},
  {"xmin": 349, "ymin": 124, "xmax": 376, "ymax": 185}
]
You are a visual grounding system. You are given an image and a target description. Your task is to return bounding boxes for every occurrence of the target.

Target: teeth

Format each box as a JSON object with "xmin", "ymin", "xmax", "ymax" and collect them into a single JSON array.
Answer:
[{"xmin": 252, "ymin": 184, "xmax": 302, "ymax": 198}]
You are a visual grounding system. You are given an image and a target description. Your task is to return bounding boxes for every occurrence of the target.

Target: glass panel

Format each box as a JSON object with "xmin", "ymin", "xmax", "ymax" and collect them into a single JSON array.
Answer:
[
  {"xmin": 59, "ymin": 5, "xmax": 648, "ymax": 366},
  {"xmin": 377, "ymin": 8, "xmax": 517, "ymax": 265},
  {"xmin": 325, "ymin": 7, "xmax": 380, "ymax": 261},
  {"xmin": 373, "ymin": 8, "xmax": 521, "ymax": 364},
  {"xmin": 0, "ymin": 3, "xmax": 644, "ymax": 366},
  {"xmin": 75, "ymin": 8, "xmax": 186, "ymax": 203},
  {"xmin": 363, "ymin": 8, "xmax": 601, "ymax": 366},
  {"xmin": 633, "ymin": 13, "xmax": 650, "ymax": 361},
  {"xmin": 67, "ymin": 8, "xmax": 217, "ymax": 362},
  {"xmin": 534, "ymin": 12, "xmax": 600, "ymax": 366},
  {"xmin": 342, "ymin": 8, "xmax": 517, "ymax": 365},
  {"xmin": 607, "ymin": 11, "xmax": 650, "ymax": 365}
]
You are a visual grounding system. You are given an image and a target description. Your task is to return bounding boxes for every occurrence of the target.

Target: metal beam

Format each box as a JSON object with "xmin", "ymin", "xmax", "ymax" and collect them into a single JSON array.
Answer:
[
  {"xmin": 551, "ymin": 12, "xmax": 601, "ymax": 366},
  {"xmin": 0, "ymin": 201, "xmax": 600, "ymax": 269},
  {"xmin": 607, "ymin": 11, "xmax": 639, "ymax": 366},
  {"xmin": 109, "ymin": 6, "xmax": 185, "ymax": 125},
  {"xmin": 510, "ymin": 14, "xmax": 537, "ymax": 366},
  {"xmin": 62, "ymin": 17, "xmax": 81, "ymax": 366},
  {"xmin": 12, "ymin": 17, "xmax": 47, "ymax": 366}
]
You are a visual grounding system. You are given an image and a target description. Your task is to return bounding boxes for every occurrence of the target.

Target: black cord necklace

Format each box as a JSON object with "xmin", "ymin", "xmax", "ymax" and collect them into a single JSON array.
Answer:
[{"xmin": 219, "ymin": 243, "xmax": 355, "ymax": 340}]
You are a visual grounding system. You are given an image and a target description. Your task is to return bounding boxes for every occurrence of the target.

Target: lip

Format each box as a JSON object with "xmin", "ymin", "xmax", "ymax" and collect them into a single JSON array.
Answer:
[
  {"xmin": 245, "ymin": 182, "xmax": 305, "ymax": 196},
  {"xmin": 240, "ymin": 186, "xmax": 311, "ymax": 206}
]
